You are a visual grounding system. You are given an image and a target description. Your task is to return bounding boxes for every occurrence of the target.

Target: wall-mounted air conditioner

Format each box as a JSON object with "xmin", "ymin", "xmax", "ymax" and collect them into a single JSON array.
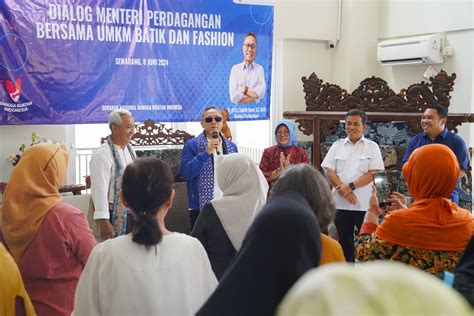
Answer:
[{"xmin": 377, "ymin": 34, "xmax": 444, "ymax": 66}]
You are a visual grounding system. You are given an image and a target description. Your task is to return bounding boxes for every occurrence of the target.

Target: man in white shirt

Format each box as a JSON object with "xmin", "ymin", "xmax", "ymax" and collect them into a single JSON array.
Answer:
[
  {"xmin": 229, "ymin": 32, "xmax": 266, "ymax": 104},
  {"xmin": 321, "ymin": 109, "xmax": 384, "ymax": 262},
  {"xmin": 89, "ymin": 109, "xmax": 136, "ymax": 240}
]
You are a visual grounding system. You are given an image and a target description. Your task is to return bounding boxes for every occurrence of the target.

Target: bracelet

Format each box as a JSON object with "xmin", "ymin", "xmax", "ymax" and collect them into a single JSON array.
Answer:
[
  {"xmin": 349, "ymin": 182, "xmax": 356, "ymax": 191},
  {"xmin": 244, "ymin": 86, "xmax": 248, "ymax": 95}
]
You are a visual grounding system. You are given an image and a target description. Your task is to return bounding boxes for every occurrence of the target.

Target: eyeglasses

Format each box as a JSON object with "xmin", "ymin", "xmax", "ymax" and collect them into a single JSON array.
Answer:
[
  {"xmin": 43, "ymin": 144, "xmax": 62, "ymax": 171},
  {"xmin": 204, "ymin": 116, "xmax": 223, "ymax": 123},
  {"xmin": 243, "ymin": 43, "xmax": 256, "ymax": 50},
  {"xmin": 276, "ymin": 131, "xmax": 289, "ymax": 136}
]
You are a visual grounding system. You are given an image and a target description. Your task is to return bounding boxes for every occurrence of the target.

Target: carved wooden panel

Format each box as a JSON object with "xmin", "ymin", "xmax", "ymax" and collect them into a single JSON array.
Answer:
[
  {"xmin": 299, "ymin": 70, "xmax": 456, "ymax": 136},
  {"xmin": 101, "ymin": 119, "xmax": 195, "ymax": 145}
]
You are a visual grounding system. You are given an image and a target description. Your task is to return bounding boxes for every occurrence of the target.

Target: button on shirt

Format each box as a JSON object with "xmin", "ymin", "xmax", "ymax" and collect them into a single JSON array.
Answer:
[
  {"xmin": 90, "ymin": 143, "xmax": 135, "ymax": 220},
  {"xmin": 322, "ymin": 137, "xmax": 385, "ymax": 211},
  {"xmin": 229, "ymin": 61, "xmax": 266, "ymax": 104},
  {"xmin": 402, "ymin": 128, "xmax": 467, "ymax": 204}
]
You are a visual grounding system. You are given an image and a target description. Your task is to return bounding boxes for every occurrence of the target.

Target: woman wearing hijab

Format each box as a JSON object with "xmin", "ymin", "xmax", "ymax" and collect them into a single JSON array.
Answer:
[
  {"xmin": 1, "ymin": 143, "xmax": 96, "ymax": 316},
  {"xmin": 271, "ymin": 164, "xmax": 345, "ymax": 265},
  {"xmin": 196, "ymin": 192, "xmax": 321, "ymax": 316},
  {"xmin": 191, "ymin": 153, "xmax": 268, "ymax": 279},
  {"xmin": 259, "ymin": 119, "xmax": 309, "ymax": 187},
  {"xmin": 0, "ymin": 242, "xmax": 35, "ymax": 316},
  {"xmin": 356, "ymin": 144, "xmax": 474, "ymax": 273},
  {"xmin": 277, "ymin": 261, "xmax": 472, "ymax": 316},
  {"xmin": 73, "ymin": 158, "xmax": 217, "ymax": 316},
  {"xmin": 438, "ymin": 235, "xmax": 474, "ymax": 307}
]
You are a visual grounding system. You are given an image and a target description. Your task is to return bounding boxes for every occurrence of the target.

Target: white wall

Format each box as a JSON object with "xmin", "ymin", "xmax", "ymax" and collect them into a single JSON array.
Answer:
[{"xmin": 0, "ymin": 125, "xmax": 75, "ymax": 184}]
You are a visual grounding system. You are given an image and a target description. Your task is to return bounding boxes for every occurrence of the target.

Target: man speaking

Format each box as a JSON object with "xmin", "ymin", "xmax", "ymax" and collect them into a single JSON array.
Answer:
[{"xmin": 180, "ymin": 106, "xmax": 238, "ymax": 229}]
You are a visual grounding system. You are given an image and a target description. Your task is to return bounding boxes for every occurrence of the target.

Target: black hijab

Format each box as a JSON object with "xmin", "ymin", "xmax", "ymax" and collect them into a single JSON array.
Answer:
[
  {"xmin": 451, "ymin": 235, "xmax": 474, "ymax": 307},
  {"xmin": 196, "ymin": 192, "xmax": 322, "ymax": 316}
]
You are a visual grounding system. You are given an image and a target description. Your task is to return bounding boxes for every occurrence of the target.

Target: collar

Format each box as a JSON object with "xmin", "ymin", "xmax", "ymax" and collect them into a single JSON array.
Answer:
[
  {"xmin": 343, "ymin": 135, "xmax": 367, "ymax": 145},
  {"xmin": 422, "ymin": 127, "xmax": 448, "ymax": 140},
  {"xmin": 243, "ymin": 61, "xmax": 255, "ymax": 70}
]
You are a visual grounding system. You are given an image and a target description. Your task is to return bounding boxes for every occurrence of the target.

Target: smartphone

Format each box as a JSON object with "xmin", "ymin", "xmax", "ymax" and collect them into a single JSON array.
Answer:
[{"xmin": 372, "ymin": 171, "xmax": 391, "ymax": 207}]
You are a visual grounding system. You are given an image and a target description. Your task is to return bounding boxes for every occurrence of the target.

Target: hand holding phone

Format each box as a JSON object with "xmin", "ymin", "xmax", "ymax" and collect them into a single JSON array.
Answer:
[{"xmin": 372, "ymin": 171, "xmax": 391, "ymax": 207}]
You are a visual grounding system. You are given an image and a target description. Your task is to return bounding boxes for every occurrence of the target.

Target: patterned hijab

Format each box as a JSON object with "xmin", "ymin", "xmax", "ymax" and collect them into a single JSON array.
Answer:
[
  {"xmin": 275, "ymin": 119, "xmax": 297, "ymax": 147},
  {"xmin": 376, "ymin": 144, "xmax": 473, "ymax": 250},
  {"xmin": 2, "ymin": 143, "xmax": 68, "ymax": 262}
]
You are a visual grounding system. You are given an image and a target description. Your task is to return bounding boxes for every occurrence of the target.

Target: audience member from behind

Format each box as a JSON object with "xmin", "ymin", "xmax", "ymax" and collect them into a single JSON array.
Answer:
[
  {"xmin": 196, "ymin": 192, "xmax": 321, "ymax": 316},
  {"xmin": 259, "ymin": 119, "xmax": 309, "ymax": 188},
  {"xmin": 356, "ymin": 144, "xmax": 474, "ymax": 273},
  {"xmin": 192, "ymin": 153, "xmax": 268, "ymax": 279},
  {"xmin": 271, "ymin": 164, "xmax": 345, "ymax": 265},
  {"xmin": 89, "ymin": 109, "xmax": 137, "ymax": 240},
  {"xmin": 438, "ymin": 234, "xmax": 474, "ymax": 307},
  {"xmin": 180, "ymin": 106, "xmax": 238, "ymax": 229},
  {"xmin": 73, "ymin": 158, "xmax": 217, "ymax": 316},
  {"xmin": 1, "ymin": 143, "xmax": 96, "ymax": 316},
  {"xmin": 0, "ymin": 242, "xmax": 35, "ymax": 316},
  {"xmin": 277, "ymin": 261, "xmax": 472, "ymax": 316}
]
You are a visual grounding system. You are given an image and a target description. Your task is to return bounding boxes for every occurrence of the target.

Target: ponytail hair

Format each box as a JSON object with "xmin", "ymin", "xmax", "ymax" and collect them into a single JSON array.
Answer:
[{"xmin": 121, "ymin": 157, "xmax": 174, "ymax": 249}]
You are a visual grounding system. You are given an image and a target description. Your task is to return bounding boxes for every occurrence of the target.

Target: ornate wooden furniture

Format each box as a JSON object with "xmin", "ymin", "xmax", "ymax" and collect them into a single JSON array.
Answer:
[{"xmin": 284, "ymin": 70, "xmax": 474, "ymax": 167}]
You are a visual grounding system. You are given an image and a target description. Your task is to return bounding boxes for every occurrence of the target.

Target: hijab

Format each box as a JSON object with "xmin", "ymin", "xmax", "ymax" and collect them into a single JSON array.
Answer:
[
  {"xmin": 2, "ymin": 143, "xmax": 68, "ymax": 262},
  {"xmin": 376, "ymin": 144, "xmax": 473, "ymax": 250},
  {"xmin": 197, "ymin": 192, "xmax": 321, "ymax": 316},
  {"xmin": 277, "ymin": 261, "xmax": 472, "ymax": 316},
  {"xmin": 212, "ymin": 153, "xmax": 268, "ymax": 251},
  {"xmin": 275, "ymin": 119, "xmax": 297, "ymax": 147}
]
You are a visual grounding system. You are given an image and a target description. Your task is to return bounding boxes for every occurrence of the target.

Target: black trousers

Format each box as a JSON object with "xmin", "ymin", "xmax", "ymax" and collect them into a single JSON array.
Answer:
[{"xmin": 334, "ymin": 209, "xmax": 365, "ymax": 262}]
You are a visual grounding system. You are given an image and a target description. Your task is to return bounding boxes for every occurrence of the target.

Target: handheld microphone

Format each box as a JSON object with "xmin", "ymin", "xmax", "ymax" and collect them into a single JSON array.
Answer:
[{"xmin": 212, "ymin": 131, "xmax": 220, "ymax": 155}]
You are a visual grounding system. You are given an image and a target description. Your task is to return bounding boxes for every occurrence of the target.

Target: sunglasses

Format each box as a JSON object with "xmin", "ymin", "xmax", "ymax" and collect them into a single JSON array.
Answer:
[{"xmin": 204, "ymin": 116, "xmax": 223, "ymax": 123}]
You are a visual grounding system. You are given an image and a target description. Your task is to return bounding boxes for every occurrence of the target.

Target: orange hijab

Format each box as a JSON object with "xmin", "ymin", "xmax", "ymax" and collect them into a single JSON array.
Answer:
[
  {"xmin": 376, "ymin": 144, "xmax": 473, "ymax": 251},
  {"xmin": 2, "ymin": 143, "xmax": 68, "ymax": 262}
]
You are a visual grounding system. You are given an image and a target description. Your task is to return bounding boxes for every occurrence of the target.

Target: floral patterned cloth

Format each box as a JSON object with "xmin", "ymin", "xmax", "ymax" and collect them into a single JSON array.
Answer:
[
  {"xmin": 355, "ymin": 233, "xmax": 464, "ymax": 274},
  {"xmin": 259, "ymin": 145, "xmax": 309, "ymax": 185}
]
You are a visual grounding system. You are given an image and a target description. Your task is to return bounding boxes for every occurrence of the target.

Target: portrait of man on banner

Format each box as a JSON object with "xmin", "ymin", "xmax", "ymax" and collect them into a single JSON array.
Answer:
[{"xmin": 228, "ymin": 32, "xmax": 266, "ymax": 105}]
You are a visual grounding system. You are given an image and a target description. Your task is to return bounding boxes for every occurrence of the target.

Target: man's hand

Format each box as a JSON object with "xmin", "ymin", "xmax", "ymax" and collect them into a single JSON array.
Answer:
[
  {"xmin": 344, "ymin": 191, "xmax": 357, "ymax": 204},
  {"xmin": 99, "ymin": 219, "xmax": 114, "ymax": 240},
  {"xmin": 205, "ymin": 138, "xmax": 220, "ymax": 155},
  {"xmin": 336, "ymin": 183, "xmax": 352, "ymax": 198}
]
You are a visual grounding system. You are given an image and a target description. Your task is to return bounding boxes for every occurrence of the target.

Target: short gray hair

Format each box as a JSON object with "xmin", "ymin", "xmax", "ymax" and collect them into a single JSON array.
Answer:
[
  {"xmin": 108, "ymin": 109, "xmax": 132, "ymax": 130},
  {"xmin": 201, "ymin": 106, "xmax": 222, "ymax": 120},
  {"xmin": 271, "ymin": 164, "xmax": 336, "ymax": 230}
]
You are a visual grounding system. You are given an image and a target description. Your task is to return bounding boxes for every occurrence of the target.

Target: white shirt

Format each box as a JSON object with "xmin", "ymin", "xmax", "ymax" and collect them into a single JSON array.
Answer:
[
  {"xmin": 89, "ymin": 143, "xmax": 135, "ymax": 220},
  {"xmin": 72, "ymin": 233, "xmax": 218, "ymax": 316},
  {"xmin": 321, "ymin": 136, "xmax": 384, "ymax": 211},
  {"xmin": 229, "ymin": 61, "xmax": 266, "ymax": 104}
]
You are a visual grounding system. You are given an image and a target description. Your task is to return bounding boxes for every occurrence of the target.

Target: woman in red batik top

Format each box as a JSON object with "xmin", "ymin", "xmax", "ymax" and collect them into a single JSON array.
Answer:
[{"xmin": 259, "ymin": 119, "xmax": 309, "ymax": 188}]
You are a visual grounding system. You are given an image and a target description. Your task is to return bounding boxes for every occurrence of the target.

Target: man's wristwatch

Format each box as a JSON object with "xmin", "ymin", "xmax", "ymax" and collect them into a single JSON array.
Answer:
[
  {"xmin": 244, "ymin": 86, "xmax": 248, "ymax": 95},
  {"xmin": 349, "ymin": 182, "xmax": 356, "ymax": 191}
]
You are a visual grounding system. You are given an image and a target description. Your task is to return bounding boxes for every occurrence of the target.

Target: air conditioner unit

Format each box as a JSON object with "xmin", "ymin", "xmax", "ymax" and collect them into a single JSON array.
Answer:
[{"xmin": 377, "ymin": 34, "xmax": 444, "ymax": 66}]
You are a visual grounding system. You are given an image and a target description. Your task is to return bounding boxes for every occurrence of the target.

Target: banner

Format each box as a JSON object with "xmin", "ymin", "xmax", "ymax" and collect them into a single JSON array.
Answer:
[{"xmin": 0, "ymin": 0, "xmax": 273, "ymax": 124}]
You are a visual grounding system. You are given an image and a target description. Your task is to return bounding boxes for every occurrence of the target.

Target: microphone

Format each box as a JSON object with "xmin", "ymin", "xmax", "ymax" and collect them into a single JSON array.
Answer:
[{"xmin": 212, "ymin": 131, "xmax": 220, "ymax": 155}]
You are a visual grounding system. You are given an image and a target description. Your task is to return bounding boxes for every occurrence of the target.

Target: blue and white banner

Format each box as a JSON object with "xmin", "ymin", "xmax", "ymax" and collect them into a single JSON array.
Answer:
[{"xmin": 0, "ymin": 0, "xmax": 273, "ymax": 124}]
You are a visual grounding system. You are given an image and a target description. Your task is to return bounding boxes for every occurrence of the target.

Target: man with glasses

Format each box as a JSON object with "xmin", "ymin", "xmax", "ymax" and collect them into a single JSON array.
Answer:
[
  {"xmin": 229, "ymin": 32, "xmax": 266, "ymax": 104},
  {"xmin": 402, "ymin": 104, "xmax": 467, "ymax": 204},
  {"xmin": 180, "ymin": 106, "xmax": 238, "ymax": 229},
  {"xmin": 89, "ymin": 109, "xmax": 136, "ymax": 240}
]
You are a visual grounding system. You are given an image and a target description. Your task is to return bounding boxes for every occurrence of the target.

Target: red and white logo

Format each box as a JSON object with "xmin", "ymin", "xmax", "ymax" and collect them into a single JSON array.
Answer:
[{"xmin": 6, "ymin": 79, "xmax": 22, "ymax": 103}]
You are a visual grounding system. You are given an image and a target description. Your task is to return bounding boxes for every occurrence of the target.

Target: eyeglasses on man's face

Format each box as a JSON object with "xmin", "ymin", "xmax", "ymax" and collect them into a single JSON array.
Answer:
[
  {"xmin": 243, "ymin": 43, "xmax": 256, "ymax": 50},
  {"xmin": 204, "ymin": 116, "xmax": 223, "ymax": 123}
]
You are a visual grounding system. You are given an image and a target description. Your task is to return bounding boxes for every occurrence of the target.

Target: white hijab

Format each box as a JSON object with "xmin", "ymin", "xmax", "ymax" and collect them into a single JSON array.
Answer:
[{"xmin": 212, "ymin": 153, "xmax": 269, "ymax": 251}]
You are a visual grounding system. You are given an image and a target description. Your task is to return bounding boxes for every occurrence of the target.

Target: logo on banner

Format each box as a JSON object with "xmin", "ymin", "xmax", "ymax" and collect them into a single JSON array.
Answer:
[
  {"xmin": 1, "ymin": 77, "xmax": 32, "ymax": 114},
  {"xmin": 6, "ymin": 79, "xmax": 22, "ymax": 103}
]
